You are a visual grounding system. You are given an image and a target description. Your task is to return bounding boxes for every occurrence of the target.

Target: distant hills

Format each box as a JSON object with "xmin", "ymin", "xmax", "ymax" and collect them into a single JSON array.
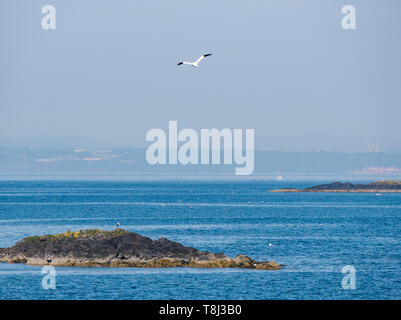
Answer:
[{"xmin": 0, "ymin": 147, "xmax": 400, "ymax": 179}]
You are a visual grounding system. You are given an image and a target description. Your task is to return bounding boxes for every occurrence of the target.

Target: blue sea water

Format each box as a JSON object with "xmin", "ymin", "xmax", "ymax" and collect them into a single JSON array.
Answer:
[{"xmin": 0, "ymin": 180, "xmax": 400, "ymax": 300}]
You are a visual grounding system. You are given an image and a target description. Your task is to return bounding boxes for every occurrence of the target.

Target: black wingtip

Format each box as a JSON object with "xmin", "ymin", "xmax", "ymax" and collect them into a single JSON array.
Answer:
[
  {"xmin": 177, "ymin": 62, "xmax": 183, "ymax": 65},
  {"xmin": 204, "ymin": 54, "xmax": 212, "ymax": 57}
]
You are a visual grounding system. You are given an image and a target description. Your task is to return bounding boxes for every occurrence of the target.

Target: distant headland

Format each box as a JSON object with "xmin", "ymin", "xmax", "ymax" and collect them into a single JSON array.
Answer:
[
  {"xmin": 271, "ymin": 180, "xmax": 401, "ymax": 193},
  {"xmin": 0, "ymin": 229, "xmax": 280, "ymax": 270}
]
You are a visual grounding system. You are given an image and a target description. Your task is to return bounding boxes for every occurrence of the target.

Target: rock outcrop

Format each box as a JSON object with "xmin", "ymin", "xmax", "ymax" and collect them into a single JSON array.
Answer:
[
  {"xmin": 0, "ymin": 229, "xmax": 280, "ymax": 270},
  {"xmin": 271, "ymin": 180, "xmax": 401, "ymax": 193}
]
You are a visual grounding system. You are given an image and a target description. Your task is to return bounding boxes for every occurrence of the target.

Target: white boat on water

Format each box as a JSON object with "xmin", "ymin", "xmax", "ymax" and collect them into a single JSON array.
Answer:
[{"xmin": 274, "ymin": 173, "xmax": 285, "ymax": 181}]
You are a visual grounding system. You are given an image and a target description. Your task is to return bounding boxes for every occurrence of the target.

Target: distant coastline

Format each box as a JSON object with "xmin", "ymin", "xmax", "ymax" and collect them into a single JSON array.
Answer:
[{"xmin": 271, "ymin": 181, "xmax": 401, "ymax": 193}]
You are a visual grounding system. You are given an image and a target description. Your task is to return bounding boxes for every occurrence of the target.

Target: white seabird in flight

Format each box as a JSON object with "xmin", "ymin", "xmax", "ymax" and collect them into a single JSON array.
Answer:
[{"xmin": 177, "ymin": 54, "xmax": 212, "ymax": 67}]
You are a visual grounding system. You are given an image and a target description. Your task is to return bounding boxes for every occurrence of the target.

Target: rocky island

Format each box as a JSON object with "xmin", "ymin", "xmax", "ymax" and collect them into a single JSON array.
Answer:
[
  {"xmin": 271, "ymin": 180, "xmax": 401, "ymax": 193},
  {"xmin": 0, "ymin": 229, "xmax": 280, "ymax": 270}
]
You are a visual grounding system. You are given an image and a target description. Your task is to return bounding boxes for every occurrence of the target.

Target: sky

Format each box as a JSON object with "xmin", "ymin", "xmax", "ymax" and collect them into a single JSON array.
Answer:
[{"xmin": 0, "ymin": 0, "xmax": 400, "ymax": 152}]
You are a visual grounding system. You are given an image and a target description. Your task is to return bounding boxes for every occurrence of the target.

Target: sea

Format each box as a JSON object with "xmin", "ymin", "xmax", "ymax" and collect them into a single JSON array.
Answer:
[{"xmin": 0, "ymin": 180, "xmax": 400, "ymax": 300}]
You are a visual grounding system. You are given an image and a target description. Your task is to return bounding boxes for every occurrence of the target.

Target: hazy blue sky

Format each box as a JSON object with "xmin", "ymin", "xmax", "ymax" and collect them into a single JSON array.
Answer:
[{"xmin": 1, "ymin": 0, "xmax": 400, "ymax": 152}]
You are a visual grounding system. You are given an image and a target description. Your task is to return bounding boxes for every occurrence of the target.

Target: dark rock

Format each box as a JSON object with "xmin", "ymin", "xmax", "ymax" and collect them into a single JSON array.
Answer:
[
  {"xmin": 272, "ymin": 180, "xmax": 401, "ymax": 193},
  {"xmin": 0, "ymin": 229, "xmax": 281, "ymax": 270}
]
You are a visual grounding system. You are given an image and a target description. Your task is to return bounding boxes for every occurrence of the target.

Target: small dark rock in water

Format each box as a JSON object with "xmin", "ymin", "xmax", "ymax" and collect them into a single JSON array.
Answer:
[
  {"xmin": 271, "ymin": 180, "xmax": 401, "ymax": 193},
  {"xmin": 0, "ymin": 229, "xmax": 281, "ymax": 270}
]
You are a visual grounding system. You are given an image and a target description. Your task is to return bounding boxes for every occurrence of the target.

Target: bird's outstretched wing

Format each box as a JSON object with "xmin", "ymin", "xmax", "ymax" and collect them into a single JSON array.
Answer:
[
  {"xmin": 195, "ymin": 54, "xmax": 212, "ymax": 65},
  {"xmin": 177, "ymin": 61, "xmax": 192, "ymax": 66}
]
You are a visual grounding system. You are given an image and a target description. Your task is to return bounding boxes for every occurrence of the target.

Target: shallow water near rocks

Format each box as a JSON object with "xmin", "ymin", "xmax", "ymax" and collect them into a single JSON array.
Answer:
[{"xmin": 0, "ymin": 180, "xmax": 400, "ymax": 299}]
